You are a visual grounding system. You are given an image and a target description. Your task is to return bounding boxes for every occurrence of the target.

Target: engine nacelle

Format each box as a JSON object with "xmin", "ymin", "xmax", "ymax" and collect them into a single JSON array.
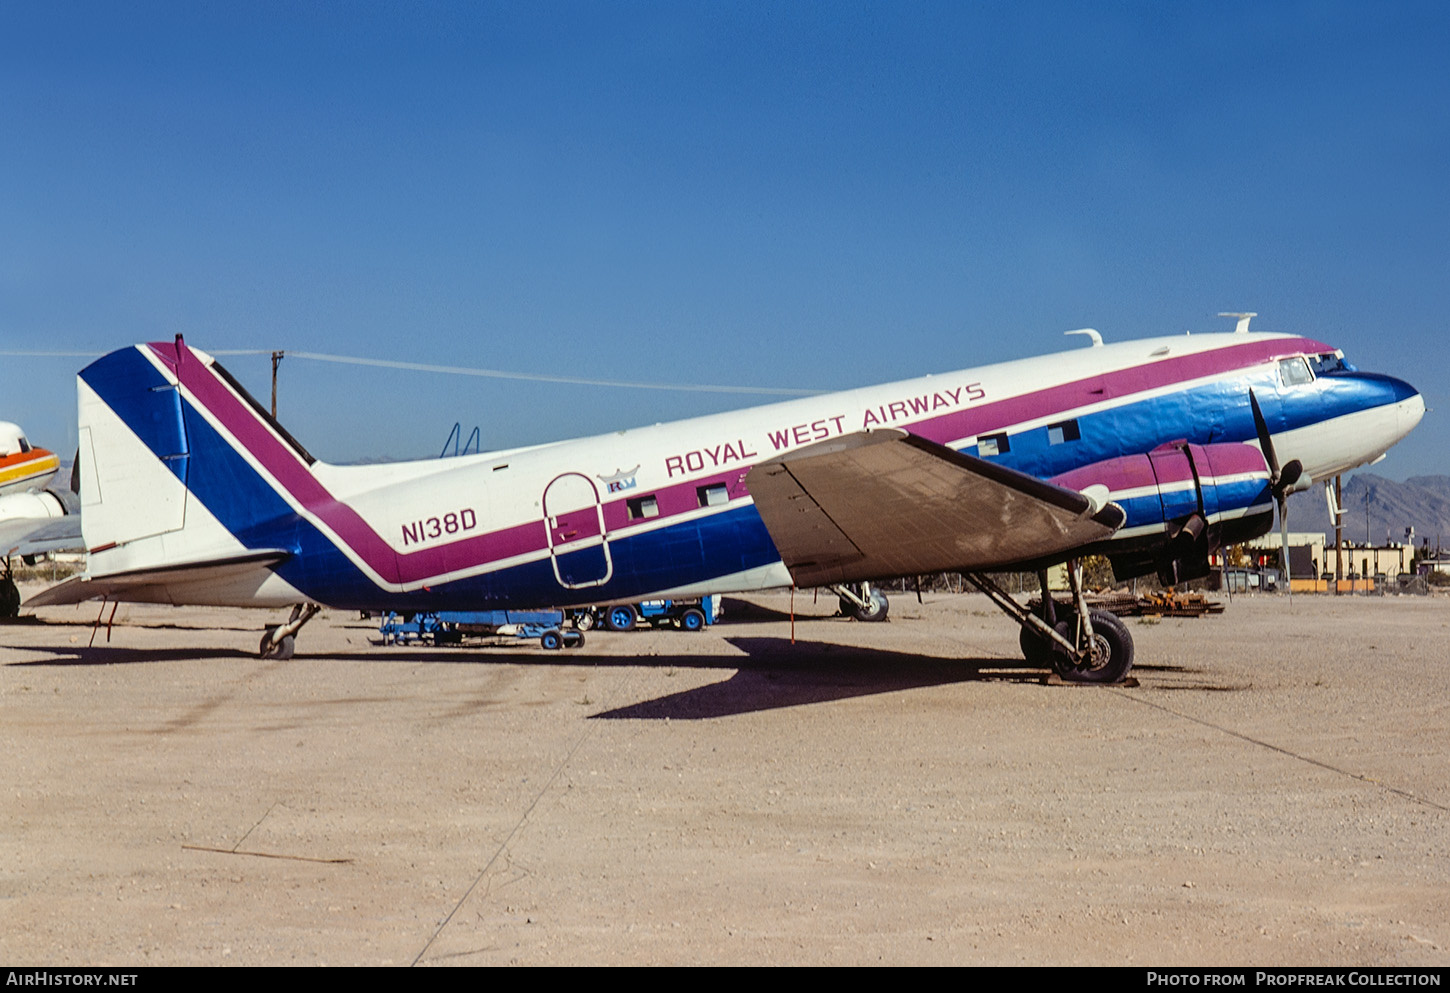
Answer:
[
  {"xmin": 1051, "ymin": 441, "xmax": 1274, "ymax": 584},
  {"xmin": 0, "ymin": 489, "xmax": 68, "ymax": 523}
]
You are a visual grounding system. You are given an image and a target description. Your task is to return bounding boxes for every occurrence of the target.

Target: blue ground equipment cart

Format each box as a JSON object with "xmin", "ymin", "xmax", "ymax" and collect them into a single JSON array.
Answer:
[
  {"xmin": 581, "ymin": 595, "xmax": 720, "ymax": 633},
  {"xmin": 379, "ymin": 609, "xmax": 585, "ymax": 650}
]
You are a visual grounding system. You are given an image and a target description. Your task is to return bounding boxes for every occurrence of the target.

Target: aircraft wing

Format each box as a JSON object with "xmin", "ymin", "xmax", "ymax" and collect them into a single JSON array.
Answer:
[
  {"xmin": 0, "ymin": 515, "xmax": 84, "ymax": 558},
  {"xmin": 24, "ymin": 549, "xmax": 292, "ymax": 607},
  {"xmin": 745, "ymin": 429, "xmax": 1125, "ymax": 588}
]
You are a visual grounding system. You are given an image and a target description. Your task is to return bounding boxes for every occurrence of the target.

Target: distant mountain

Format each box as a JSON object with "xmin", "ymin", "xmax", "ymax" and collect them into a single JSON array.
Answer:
[{"xmin": 1287, "ymin": 473, "xmax": 1450, "ymax": 547}]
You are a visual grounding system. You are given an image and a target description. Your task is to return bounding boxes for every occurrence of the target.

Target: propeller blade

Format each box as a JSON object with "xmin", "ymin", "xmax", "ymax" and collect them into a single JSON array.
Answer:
[
  {"xmin": 1249, "ymin": 389, "xmax": 1305, "ymax": 505},
  {"xmin": 1278, "ymin": 492, "xmax": 1293, "ymax": 601},
  {"xmin": 1248, "ymin": 389, "xmax": 1282, "ymax": 482}
]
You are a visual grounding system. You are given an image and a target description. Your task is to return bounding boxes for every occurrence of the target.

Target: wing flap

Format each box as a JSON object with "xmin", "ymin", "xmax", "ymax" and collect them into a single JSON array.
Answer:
[{"xmin": 745, "ymin": 430, "xmax": 1124, "ymax": 587}]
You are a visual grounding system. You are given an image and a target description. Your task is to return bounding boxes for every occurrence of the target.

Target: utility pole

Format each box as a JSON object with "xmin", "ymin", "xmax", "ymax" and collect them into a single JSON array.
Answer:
[
  {"xmin": 270, "ymin": 351, "xmax": 284, "ymax": 419},
  {"xmin": 1334, "ymin": 474, "xmax": 1344, "ymax": 590}
]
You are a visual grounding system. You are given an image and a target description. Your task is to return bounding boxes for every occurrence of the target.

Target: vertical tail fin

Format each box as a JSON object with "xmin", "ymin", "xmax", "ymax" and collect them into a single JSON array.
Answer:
[{"xmin": 76, "ymin": 340, "xmax": 305, "ymax": 578}]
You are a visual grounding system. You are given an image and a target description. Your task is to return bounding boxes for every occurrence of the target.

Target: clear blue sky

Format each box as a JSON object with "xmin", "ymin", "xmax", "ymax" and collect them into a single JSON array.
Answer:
[{"xmin": 3, "ymin": 1, "xmax": 1446, "ymax": 477}]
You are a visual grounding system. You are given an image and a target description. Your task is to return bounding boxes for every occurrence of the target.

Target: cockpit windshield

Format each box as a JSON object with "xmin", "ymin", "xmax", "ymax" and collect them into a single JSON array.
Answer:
[{"xmin": 1308, "ymin": 351, "xmax": 1355, "ymax": 376}]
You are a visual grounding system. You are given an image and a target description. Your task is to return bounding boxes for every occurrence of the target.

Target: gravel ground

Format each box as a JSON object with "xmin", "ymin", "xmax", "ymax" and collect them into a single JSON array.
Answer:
[{"xmin": 2, "ymin": 586, "xmax": 1447, "ymax": 966}]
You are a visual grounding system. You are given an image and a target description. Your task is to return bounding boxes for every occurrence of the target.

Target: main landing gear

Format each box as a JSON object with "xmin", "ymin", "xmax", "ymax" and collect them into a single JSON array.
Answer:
[
  {"xmin": 963, "ymin": 561, "xmax": 1134, "ymax": 684},
  {"xmin": 259, "ymin": 603, "xmax": 321, "ymax": 660},
  {"xmin": 831, "ymin": 581, "xmax": 890, "ymax": 622}
]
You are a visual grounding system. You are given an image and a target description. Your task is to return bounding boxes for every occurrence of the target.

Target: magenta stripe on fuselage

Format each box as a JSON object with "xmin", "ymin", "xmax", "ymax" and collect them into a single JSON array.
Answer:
[
  {"xmin": 146, "ymin": 334, "xmax": 1321, "ymax": 587},
  {"xmin": 893, "ymin": 336, "xmax": 1328, "ymax": 448},
  {"xmin": 149, "ymin": 341, "xmax": 442, "ymax": 584},
  {"xmin": 147, "ymin": 341, "xmax": 755, "ymax": 586}
]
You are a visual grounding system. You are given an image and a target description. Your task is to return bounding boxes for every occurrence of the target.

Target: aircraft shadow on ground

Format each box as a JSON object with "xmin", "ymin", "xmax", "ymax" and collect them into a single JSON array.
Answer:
[
  {"xmin": 9, "ymin": 646, "xmax": 262, "ymax": 666},
  {"xmin": 8, "ymin": 633, "xmax": 1052, "ymax": 715},
  {"xmin": 590, "ymin": 636, "xmax": 1046, "ymax": 720}
]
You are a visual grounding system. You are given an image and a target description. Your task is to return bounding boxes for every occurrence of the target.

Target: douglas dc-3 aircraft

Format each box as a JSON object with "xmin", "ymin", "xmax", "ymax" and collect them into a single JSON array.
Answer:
[{"xmin": 28, "ymin": 317, "xmax": 1423, "ymax": 683}]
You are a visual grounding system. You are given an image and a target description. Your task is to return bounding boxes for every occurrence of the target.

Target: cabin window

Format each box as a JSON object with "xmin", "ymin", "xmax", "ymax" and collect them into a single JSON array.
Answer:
[
  {"xmin": 978, "ymin": 433, "xmax": 1010, "ymax": 457},
  {"xmin": 697, "ymin": 483, "xmax": 730, "ymax": 508},
  {"xmin": 627, "ymin": 495, "xmax": 659, "ymax": 520},
  {"xmin": 1047, "ymin": 420, "xmax": 1080, "ymax": 445},
  {"xmin": 1279, "ymin": 357, "xmax": 1314, "ymax": 387}
]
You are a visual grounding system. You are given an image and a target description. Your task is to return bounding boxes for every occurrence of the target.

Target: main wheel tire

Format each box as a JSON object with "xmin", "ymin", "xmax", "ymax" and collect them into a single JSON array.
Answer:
[
  {"xmin": 259, "ymin": 629, "xmax": 296, "ymax": 660},
  {"xmin": 845, "ymin": 591, "xmax": 889, "ymax": 623},
  {"xmin": 1050, "ymin": 609, "xmax": 1134, "ymax": 684},
  {"xmin": 604, "ymin": 605, "xmax": 637, "ymax": 632},
  {"xmin": 540, "ymin": 629, "xmax": 564, "ymax": 651},
  {"xmin": 0, "ymin": 579, "xmax": 20, "ymax": 619},
  {"xmin": 679, "ymin": 607, "xmax": 706, "ymax": 631}
]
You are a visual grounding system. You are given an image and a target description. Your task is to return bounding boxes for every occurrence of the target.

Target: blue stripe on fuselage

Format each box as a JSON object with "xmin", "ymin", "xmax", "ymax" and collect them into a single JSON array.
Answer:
[
  {"xmin": 89, "ymin": 350, "xmax": 787, "ymax": 608},
  {"xmin": 85, "ymin": 346, "xmax": 1406, "ymax": 609},
  {"xmin": 978, "ymin": 369, "xmax": 1408, "ymax": 480}
]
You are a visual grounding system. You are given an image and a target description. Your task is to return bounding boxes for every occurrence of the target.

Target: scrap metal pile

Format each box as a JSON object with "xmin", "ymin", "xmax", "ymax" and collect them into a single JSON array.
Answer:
[{"xmin": 1030, "ymin": 591, "xmax": 1225, "ymax": 619}]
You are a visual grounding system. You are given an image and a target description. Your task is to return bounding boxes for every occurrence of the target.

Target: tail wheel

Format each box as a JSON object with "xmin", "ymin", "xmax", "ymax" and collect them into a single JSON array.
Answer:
[
  {"xmin": 259, "ymin": 629, "xmax": 295, "ymax": 660},
  {"xmin": 572, "ymin": 610, "xmax": 595, "ymax": 631},
  {"xmin": 841, "ymin": 591, "xmax": 889, "ymax": 622},
  {"xmin": 1050, "ymin": 610, "xmax": 1134, "ymax": 684}
]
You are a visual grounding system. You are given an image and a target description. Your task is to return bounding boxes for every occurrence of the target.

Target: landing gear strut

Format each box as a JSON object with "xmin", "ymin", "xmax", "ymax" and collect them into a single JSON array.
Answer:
[
  {"xmin": 963, "ymin": 561, "xmax": 1134, "ymax": 683},
  {"xmin": 831, "ymin": 581, "xmax": 889, "ymax": 622},
  {"xmin": 259, "ymin": 603, "xmax": 321, "ymax": 660}
]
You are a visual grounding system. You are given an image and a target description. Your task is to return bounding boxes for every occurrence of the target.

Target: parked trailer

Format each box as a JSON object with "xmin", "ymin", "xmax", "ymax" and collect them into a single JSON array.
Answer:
[{"xmin": 379, "ymin": 609, "xmax": 584, "ymax": 650}]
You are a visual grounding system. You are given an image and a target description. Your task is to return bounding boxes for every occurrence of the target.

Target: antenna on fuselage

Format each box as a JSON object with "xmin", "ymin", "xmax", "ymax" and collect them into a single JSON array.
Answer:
[
  {"xmin": 1218, "ymin": 311, "xmax": 1258, "ymax": 334},
  {"xmin": 1065, "ymin": 328, "xmax": 1103, "ymax": 347}
]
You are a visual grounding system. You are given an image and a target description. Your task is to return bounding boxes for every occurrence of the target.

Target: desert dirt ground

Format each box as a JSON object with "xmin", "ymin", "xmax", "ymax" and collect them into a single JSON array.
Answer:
[{"xmin": 2, "ymin": 585, "xmax": 1447, "ymax": 967}]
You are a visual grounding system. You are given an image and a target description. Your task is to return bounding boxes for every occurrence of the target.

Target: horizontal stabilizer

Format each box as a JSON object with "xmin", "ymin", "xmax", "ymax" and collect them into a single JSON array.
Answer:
[
  {"xmin": 745, "ymin": 430, "xmax": 1124, "ymax": 587},
  {"xmin": 25, "ymin": 549, "xmax": 292, "ymax": 607}
]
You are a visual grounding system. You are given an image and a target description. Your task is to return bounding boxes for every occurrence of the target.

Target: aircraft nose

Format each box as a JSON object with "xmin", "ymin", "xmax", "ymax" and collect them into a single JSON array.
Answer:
[
  {"xmin": 1397, "ymin": 383, "xmax": 1425, "ymax": 439},
  {"xmin": 1346, "ymin": 371, "xmax": 1422, "ymax": 438}
]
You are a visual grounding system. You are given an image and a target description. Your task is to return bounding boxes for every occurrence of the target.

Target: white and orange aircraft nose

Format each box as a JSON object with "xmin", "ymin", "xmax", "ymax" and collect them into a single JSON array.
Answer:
[{"xmin": 0, "ymin": 421, "xmax": 60, "ymax": 496}]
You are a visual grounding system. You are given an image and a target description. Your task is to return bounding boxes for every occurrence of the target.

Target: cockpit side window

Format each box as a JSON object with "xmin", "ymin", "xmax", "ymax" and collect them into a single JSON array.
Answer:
[{"xmin": 1278, "ymin": 357, "xmax": 1314, "ymax": 387}]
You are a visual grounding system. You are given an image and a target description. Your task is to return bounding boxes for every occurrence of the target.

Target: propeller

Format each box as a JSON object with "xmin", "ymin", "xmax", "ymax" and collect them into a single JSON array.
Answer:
[{"xmin": 1249, "ymin": 389, "xmax": 1303, "ymax": 592}]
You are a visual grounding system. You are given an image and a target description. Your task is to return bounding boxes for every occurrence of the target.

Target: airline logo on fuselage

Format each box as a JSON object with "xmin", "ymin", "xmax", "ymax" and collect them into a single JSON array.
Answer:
[{"xmin": 598, "ymin": 466, "xmax": 641, "ymax": 493}]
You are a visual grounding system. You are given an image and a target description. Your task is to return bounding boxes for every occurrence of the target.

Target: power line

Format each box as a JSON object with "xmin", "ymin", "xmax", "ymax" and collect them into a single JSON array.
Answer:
[
  {"xmin": 0, "ymin": 348, "xmax": 825, "ymax": 397},
  {"xmin": 280, "ymin": 351, "xmax": 823, "ymax": 396}
]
